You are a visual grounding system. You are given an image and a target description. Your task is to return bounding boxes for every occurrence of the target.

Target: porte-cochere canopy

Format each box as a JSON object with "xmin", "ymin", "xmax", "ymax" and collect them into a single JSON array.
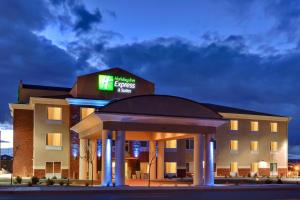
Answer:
[{"xmin": 71, "ymin": 95, "xmax": 227, "ymax": 140}]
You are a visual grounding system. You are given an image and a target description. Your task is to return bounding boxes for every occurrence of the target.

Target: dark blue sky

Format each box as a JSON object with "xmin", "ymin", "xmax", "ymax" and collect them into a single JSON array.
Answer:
[{"xmin": 1, "ymin": 0, "xmax": 300, "ymax": 157}]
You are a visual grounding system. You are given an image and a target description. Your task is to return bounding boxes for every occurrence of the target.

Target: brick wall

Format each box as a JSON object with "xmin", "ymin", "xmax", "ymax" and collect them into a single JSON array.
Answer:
[
  {"xmin": 259, "ymin": 168, "xmax": 270, "ymax": 176},
  {"xmin": 217, "ymin": 168, "xmax": 230, "ymax": 177},
  {"xmin": 13, "ymin": 109, "xmax": 33, "ymax": 177},
  {"xmin": 278, "ymin": 168, "xmax": 287, "ymax": 177},
  {"xmin": 34, "ymin": 169, "xmax": 45, "ymax": 178},
  {"xmin": 238, "ymin": 168, "xmax": 250, "ymax": 177}
]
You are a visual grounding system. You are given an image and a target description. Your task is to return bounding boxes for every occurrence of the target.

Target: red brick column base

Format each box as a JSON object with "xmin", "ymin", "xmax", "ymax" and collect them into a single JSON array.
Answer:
[
  {"xmin": 238, "ymin": 168, "xmax": 250, "ymax": 177},
  {"xmin": 34, "ymin": 169, "xmax": 45, "ymax": 178},
  {"xmin": 217, "ymin": 168, "xmax": 230, "ymax": 177}
]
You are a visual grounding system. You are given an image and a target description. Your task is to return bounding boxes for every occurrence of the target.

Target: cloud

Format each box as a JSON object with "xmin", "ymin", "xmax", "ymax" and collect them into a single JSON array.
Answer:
[
  {"xmin": 100, "ymin": 37, "xmax": 300, "ymax": 144},
  {"xmin": 72, "ymin": 5, "xmax": 102, "ymax": 34},
  {"xmin": 0, "ymin": 0, "xmax": 84, "ymax": 122}
]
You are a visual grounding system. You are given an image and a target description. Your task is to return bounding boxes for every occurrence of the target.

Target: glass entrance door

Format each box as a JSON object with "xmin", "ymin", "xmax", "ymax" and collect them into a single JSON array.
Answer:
[{"xmin": 270, "ymin": 163, "xmax": 278, "ymax": 176}]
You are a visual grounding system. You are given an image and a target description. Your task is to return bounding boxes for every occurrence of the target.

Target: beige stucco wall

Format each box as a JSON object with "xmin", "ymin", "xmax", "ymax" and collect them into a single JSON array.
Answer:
[
  {"xmin": 33, "ymin": 103, "xmax": 70, "ymax": 170},
  {"xmin": 215, "ymin": 117, "xmax": 288, "ymax": 169}
]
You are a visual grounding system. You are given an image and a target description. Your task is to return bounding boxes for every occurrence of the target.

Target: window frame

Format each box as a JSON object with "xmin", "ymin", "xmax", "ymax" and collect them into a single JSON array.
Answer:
[
  {"xmin": 270, "ymin": 122, "xmax": 278, "ymax": 133},
  {"xmin": 250, "ymin": 121, "xmax": 259, "ymax": 132},
  {"xmin": 230, "ymin": 140, "xmax": 238, "ymax": 152},
  {"xmin": 250, "ymin": 141, "xmax": 259, "ymax": 153},
  {"xmin": 46, "ymin": 133, "xmax": 63, "ymax": 150},
  {"xmin": 270, "ymin": 141, "xmax": 278, "ymax": 153},
  {"xmin": 47, "ymin": 106, "xmax": 62, "ymax": 121},
  {"xmin": 230, "ymin": 120, "xmax": 238, "ymax": 131}
]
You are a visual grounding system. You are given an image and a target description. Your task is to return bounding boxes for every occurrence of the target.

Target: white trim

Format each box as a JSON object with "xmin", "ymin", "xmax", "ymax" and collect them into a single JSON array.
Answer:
[{"xmin": 220, "ymin": 113, "xmax": 290, "ymax": 122}]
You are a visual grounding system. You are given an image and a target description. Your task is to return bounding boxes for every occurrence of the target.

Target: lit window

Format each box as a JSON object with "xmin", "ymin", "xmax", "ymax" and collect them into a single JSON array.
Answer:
[
  {"xmin": 230, "ymin": 162, "xmax": 238, "ymax": 173},
  {"xmin": 46, "ymin": 133, "xmax": 62, "ymax": 146},
  {"xmin": 271, "ymin": 122, "xmax": 278, "ymax": 133},
  {"xmin": 230, "ymin": 120, "xmax": 238, "ymax": 131},
  {"xmin": 251, "ymin": 162, "xmax": 259, "ymax": 173},
  {"xmin": 80, "ymin": 107, "xmax": 95, "ymax": 119},
  {"xmin": 47, "ymin": 107, "xmax": 62, "ymax": 120},
  {"xmin": 166, "ymin": 140, "xmax": 177, "ymax": 149},
  {"xmin": 251, "ymin": 121, "xmax": 259, "ymax": 131},
  {"xmin": 165, "ymin": 162, "xmax": 177, "ymax": 173},
  {"xmin": 250, "ymin": 141, "xmax": 258, "ymax": 152},
  {"xmin": 270, "ymin": 141, "xmax": 278, "ymax": 152},
  {"xmin": 230, "ymin": 140, "xmax": 238, "ymax": 151}
]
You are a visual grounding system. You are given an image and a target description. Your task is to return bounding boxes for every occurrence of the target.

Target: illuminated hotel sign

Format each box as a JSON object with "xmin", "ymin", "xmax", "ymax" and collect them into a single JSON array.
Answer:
[{"xmin": 98, "ymin": 74, "xmax": 136, "ymax": 94}]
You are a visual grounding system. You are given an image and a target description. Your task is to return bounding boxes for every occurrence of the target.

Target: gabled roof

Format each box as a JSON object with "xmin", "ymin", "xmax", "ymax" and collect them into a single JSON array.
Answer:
[
  {"xmin": 22, "ymin": 84, "xmax": 71, "ymax": 92},
  {"xmin": 202, "ymin": 103, "xmax": 285, "ymax": 117}
]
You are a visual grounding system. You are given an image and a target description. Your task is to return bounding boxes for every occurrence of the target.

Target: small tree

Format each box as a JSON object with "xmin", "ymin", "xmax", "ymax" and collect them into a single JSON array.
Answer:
[
  {"xmin": 80, "ymin": 140, "xmax": 97, "ymax": 186},
  {"xmin": 148, "ymin": 153, "xmax": 156, "ymax": 187}
]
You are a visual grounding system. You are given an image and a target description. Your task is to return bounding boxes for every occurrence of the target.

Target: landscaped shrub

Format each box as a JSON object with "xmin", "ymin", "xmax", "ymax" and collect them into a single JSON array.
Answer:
[
  {"xmin": 59, "ymin": 181, "xmax": 65, "ymax": 186},
  {"xmin": 15, "ymin": 176, "xmax": 22, "ymax": 184},
  {"xmin": 265, "ymin": 179, "xmax": 272, "ymax": 184},
  {"xmin": 46, "ymin": 178, "xmax": 54, "ymax": 186},
  {"xmin": 52, "ymin": 176, "xmax": 57, "ymax": 179},
  {"xmin": 85, "ymin": 182, "xmax": 89, "ymax": 187},
  {"xmin": 27, "ymin": 182, "xmax": 32, "ymax": 187},
  {"xmin": 31, "ymin": 176, "xmax": 40, "ymax": 185},
  {"xmin": 277, "ymin": 178, "xmax": 283, "ymax": 184}
]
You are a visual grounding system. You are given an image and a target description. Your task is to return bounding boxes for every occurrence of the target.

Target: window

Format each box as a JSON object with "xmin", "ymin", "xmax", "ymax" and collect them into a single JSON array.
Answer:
[
  {"xmin": 80, "ymin": 107, "xmax": 95, "ymax": 119},
  {"xmin": 186, "ymin": 139, "xmax": 194, "ymax": 150},
  {"xmin": 165, "ymin": 140, "xmax": 177, "ymax": 149},
  {"xmin": 230, "ymin": 140, "xmax": 238, "ymax": 151},
  {"xmin": 230, "ymin": 162, "xmax": 238, "ymax": 173},
  {"xmin": 251, "ymin": 121, "xmax": 259, "ymax": 131},
  {"xmin": 165, "ymin": 162, "xmax": 177, "ymax": 174},
  {"xmin": 47, "ymin": 107, "xmax": 62, "ymax": 120},
  {"xmin": 251, "ymin": 162, "xmax": 259, "ymax": 173},
  {"xmin": 46, "ymin": 133, "xmax": 62, "ymax": 146},
  {"xmin": 271, "ymin": 122, "xmax": 278, "ymax": 133},
  {"xmin": 230, "ymin": 120, "xmax": 238, "ymax": 131},
  {"xmin": 250, "ymin": 141, "xmax": 258, "ymax": 152},
  {"xmin": 270, "ymin": 141, "xmax": 278, "ymax": 152}
]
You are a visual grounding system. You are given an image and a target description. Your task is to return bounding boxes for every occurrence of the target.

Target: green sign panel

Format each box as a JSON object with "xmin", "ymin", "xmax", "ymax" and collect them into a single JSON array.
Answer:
[
  {"xmin": 98, "ymin": 74, "xmax": 136, "ymax": 93},
  {"xmin": 98, "ymin": 75, "xmax": 114, "ymax": 91}
]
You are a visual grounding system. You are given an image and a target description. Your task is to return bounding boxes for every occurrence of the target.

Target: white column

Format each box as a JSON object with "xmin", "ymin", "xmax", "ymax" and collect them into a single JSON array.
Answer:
[
  {"xmin": 115, "ymin": 130, "xmax": 125, "ymax": 186},
  {"xmin": 79, "ymin": 139, "xmax": 88, "ymax": 180},
  {"xmin": 101, "ymin": 130, "xmax": 112, "ymax": 186},
  {"xmin": 205, "ymin": 134, "xmax": 214, "ymax": 186},
  {"xmin": 157, "ymin": 140, "xmax": 165, "ymax": 180},
  {"xmin": 193, "ymin": 134, "xmax": 205, "ymax": 186},
  {"xmin": 88, "ymin": 139, "xmax": 97, "ymax": 181},
  {"xmin": 149, "ymin": 140, "xmax": 157, "ymax": 180}
]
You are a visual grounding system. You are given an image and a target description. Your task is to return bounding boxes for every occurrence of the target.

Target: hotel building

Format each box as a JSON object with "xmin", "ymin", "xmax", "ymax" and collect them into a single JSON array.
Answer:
[{"xmin": 9, "ymin": 68, "xmax": 289, "ymax": 185}]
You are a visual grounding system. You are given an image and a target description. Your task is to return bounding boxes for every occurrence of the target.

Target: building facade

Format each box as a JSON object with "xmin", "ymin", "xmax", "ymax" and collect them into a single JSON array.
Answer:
[{"xmin": 9, "ymin": 68, "xmax": 289, "ymax": 185}]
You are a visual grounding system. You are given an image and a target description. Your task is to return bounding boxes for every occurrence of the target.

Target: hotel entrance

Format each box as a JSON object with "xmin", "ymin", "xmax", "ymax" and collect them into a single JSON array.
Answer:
[{"xmin": 71, "ymin": 95, "xmax": 226, "ymax": 186}]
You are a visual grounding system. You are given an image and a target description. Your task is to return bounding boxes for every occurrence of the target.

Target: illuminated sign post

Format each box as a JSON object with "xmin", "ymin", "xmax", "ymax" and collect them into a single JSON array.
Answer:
[{"xmin": 98, "ymin": 74, "xmax": 136, "ymax": 94}]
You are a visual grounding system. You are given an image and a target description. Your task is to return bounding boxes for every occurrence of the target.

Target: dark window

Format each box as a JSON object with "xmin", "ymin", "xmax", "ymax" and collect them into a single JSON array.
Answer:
[
  {"xmin": 186, "ymin": 139, "xmax": 194, "ymax": 150},
  {"xmin": 141, "ymin": 141, "xmax": 147, "ymax": 147}
]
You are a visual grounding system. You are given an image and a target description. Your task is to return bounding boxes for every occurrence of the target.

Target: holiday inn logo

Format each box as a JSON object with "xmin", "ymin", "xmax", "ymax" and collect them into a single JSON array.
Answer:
[{"xmin": 98, "ymin": 75, "xmax": 114, "ymax": 91}]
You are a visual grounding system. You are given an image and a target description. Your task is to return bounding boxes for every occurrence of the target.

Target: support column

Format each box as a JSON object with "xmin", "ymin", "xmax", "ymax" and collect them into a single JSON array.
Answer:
[
  {"xmin": 101, "ymin": 130, "xmax": 112, "ymax": 186},
  {"xmin": 193, "ymin": 134, "xmax": 205, "ymax": 186},
  {"xmin": 88, "ymin": 139, "xmax": 97, "ymax": 181},
  {"xmin": 149, "ymin": 140, "xmax": 157, "ymax": 180},
  {"xmin": 157, "ymin": 140, "xmax": 165, "ymax": 180},
  {"xmin": 79, "ymin": 139, "xmax": 88, "ymax": 180},
  {"xmin": 115, "ymin": 130, "xmax": 125, "ymax": 186},
  {"xmin": 205, "ymin": 134, "xmax": 214, "ymax": 186}
]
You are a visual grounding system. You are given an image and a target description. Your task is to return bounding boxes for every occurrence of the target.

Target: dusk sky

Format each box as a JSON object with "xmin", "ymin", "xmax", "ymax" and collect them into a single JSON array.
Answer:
[{"xmin": 1, "ymin": 0, "xmax": 300, "ymax": 157}]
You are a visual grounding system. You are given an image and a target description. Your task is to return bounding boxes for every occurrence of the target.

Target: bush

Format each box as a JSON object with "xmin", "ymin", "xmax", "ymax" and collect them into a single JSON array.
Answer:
[
  {"xmin": 27, "ymin": 182, "xmax": 32, "ymax": 187},
  {"xmin": 59, "ymin": 181, "xmax": 65, "ymax": 186},
  {"xmin": 52, "ymin": 176, "xmax": 57, "ymax": 179},
  {"xmin": 46, "ymin": 178, "xmax": 54, "ymax": 186},
  {"xmin": 277, "ymin": 178, "xmax": 283, "ymax": 184},
  {"xmin": 85, "ymin": 182, "xmax": 89, "ymax": 187},
  {"xmin": 31, "ymin": 176, "xmax": 40, "ymax": 185},
  {"xmin": 15, "ymin": 176, "xmax": 22, "ymax": 184},
  {"xmin": 265, "ymin": 179, "xmax": 272, "ymax": 184}
]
